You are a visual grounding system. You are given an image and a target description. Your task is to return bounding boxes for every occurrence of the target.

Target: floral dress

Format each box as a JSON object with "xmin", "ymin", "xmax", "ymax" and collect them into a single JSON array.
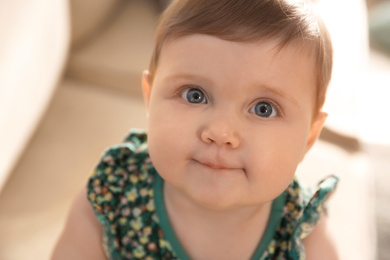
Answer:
[{"xmin": 87, "ymin": 129, "xmax": 338, "ymax": 260}]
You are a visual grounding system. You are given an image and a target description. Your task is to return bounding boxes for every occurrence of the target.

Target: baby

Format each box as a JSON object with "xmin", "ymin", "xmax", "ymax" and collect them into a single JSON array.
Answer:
[{"xmin": 52, "ymin": 0, "xmax": 339, "ymax": 259}]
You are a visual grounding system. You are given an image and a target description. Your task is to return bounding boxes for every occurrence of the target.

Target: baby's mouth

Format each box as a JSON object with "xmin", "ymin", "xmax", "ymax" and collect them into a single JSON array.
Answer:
[{"xmin": 193, "ymin": 159, "xmax": 242, "ymax": 171}]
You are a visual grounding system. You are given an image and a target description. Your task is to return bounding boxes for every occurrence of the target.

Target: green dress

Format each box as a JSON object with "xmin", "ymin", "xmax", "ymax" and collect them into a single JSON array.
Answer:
[{"xmin": 87, "ymin": 129, "xmax": 338, "ymax": 260}]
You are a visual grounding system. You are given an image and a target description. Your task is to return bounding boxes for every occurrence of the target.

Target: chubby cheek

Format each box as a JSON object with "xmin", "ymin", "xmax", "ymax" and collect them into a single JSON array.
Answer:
[
  {"xmin": 247, "ymin": 153, "xmax": 295, "ymax": 202},
  {"xmin": 147, "ymin": 107, "xmax": 190, "ymax": 181},
  {"xmin": 246, "ymin": 125, "xmax": 309, "ymax": 200},
  {"xmin": 147, "ymin": 128, "xmax": 177, "ymax": 185}
]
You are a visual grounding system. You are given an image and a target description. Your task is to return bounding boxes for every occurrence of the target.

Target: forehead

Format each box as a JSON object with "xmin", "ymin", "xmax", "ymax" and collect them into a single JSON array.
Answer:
[
  {"xmin": 159, "ymin": 34, "xmax": 315, "ymax": 70},
  {"xmin": 155, "ymin": 34, "xmax": 316, "ymax": 98}
]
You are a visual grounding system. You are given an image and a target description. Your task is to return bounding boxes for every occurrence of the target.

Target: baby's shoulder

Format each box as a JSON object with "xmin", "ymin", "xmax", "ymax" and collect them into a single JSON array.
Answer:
[
  {"xmin": 85, "ymin": 130, "xmax": 168, "ymax": 259},
  {"xmin": 273, "ymin": 176, "xmax": 338, "ymax": 259},
  {"xmin": 92, "ymin": 129, "xmax": 151, "ymax": 179},
  {"xmin": 87, "ymin": 129, "xmax": 155, "ymax": 210},
  {"xmin": 287, "ymin": 176, "xmax": 337, "ymax": 208},
  {"xmin": 283, "ymin": 176, "xmax": 338, "ymax": 229},
  {"xmin": 98, "ymin": 129, "xmax": 149, "ymax": 169}
]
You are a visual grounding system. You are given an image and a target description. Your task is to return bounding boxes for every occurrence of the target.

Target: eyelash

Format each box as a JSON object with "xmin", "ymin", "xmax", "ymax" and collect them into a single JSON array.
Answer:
[
  {"xmin": 177, "ymin": 86, "xmax": 282, "ymax": 118},
  {"xmin": 179, "ymin": 86, "xmax": 208, "ymax": 104},
  {"xmin": 249, "ymin": 99, "xmax": 281, "ymax": 118}
]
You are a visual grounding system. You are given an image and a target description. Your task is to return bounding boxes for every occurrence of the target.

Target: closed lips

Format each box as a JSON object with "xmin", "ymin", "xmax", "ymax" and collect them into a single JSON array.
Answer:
[{"xmin": 193, "ymin": 159, "xmax": 240, "ymax": 170}]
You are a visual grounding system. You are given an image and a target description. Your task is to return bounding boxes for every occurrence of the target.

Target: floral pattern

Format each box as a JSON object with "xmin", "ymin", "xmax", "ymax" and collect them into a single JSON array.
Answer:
[{"xmin": 87, "ymin": 129, "xmax": 338, "ymax": 260}]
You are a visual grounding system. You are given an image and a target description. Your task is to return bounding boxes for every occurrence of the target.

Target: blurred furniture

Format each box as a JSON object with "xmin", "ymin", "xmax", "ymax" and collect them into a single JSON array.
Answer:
[
  {"xmin": 298, "ymin": 2, "xmax": 376, "ymax": 259},
  {"xmin": 369, "ymin": 0, "xmax": 390, "ymax": 52},
  {"xmin": 66, "ymin": 0, "xmax": 156, "ymax": 96},
  {"xmin": 0, "ymin": 0, "xmax": 70, "ymax": 193},
  {"xmin": 0, "ymin": 0, "xmax": 376, "ymax": 259}
]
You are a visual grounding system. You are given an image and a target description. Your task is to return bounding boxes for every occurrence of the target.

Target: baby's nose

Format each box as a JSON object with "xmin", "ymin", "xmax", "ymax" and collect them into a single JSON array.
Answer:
[{"xmin": 199, "ymin": 116, "xmax": 240, "ymax": 148}]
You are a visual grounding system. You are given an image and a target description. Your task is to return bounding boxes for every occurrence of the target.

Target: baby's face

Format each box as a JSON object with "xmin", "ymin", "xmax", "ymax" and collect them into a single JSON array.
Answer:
[{"xmin": 143, "ymin": 34, "xmax": 325, "ymax": 210}]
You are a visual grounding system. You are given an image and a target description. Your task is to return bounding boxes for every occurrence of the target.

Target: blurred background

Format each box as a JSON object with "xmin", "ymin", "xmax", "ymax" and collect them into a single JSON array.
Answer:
[{"xmin": 0, "ymin": 0, "xmax": 389, "ymax": 259}]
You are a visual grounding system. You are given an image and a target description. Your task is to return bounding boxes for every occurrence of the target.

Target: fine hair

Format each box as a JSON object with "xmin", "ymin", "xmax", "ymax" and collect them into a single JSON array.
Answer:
[{"xmin": 148, "ymin": 0, "xmax": 333, "ymax": 115}]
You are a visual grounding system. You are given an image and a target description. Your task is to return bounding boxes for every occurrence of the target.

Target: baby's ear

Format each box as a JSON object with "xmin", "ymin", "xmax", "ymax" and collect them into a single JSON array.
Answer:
[
  {"xmin": 142, "ymin": 70, "xmax": 152, "ymax": 109},
  {"xmin": 305, "ymin": 112, "xmax": 327, "ymax": 154}
]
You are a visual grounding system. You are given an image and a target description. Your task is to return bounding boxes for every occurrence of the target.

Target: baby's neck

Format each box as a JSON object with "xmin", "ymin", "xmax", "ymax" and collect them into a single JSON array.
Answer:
[{"xmin": 164, "ymin": 183, "xmax": 272, "ymax": 260}]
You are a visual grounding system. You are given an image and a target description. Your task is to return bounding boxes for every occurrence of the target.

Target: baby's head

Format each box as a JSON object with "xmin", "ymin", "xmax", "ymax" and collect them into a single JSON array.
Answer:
[
  {"xmin": 142, "ymin": 0, "xmax": 333, "ymax": 210},
  {"xmin": 147, "ymin": 0, "xmax": 333, "ymax": 118}
]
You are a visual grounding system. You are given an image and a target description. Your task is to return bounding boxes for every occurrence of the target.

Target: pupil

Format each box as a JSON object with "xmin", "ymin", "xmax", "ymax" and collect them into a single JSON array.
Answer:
[
  {"xmin": 260, "ymin": 106, "xmax": 267, "ymax": 113},
  {"xmin": 187, "ymin": 89, "xmax": 204, "ymax": 103},
  {"xmin": 255, "ymin": 102, "xmax": 273, "ymax": 117}
]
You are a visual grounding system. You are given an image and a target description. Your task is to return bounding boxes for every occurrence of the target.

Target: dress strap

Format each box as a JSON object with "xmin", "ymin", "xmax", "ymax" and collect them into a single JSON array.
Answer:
[{"xmin": 290, "ymin": 175, "xmax": 339, "ymax": 259}]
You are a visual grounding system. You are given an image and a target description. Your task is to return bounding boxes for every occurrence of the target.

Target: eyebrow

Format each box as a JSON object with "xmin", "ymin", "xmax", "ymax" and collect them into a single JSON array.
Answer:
[
  {"xmin": 261, "ymin": 84, "xmax": 300, "ymax": 108},
  {"xmin": 162, "ymin": 73, "xmax": 212, "ymax": 85},
  {"xmin": 163, "ymin": 73, "xmax": 300, "ymax": 107}
]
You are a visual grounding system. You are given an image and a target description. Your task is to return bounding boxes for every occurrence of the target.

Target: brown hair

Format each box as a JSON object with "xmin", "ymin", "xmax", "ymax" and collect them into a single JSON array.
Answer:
[{"xmin": 148, "ymin": 0, "xmax": 333, "ymax": 115}]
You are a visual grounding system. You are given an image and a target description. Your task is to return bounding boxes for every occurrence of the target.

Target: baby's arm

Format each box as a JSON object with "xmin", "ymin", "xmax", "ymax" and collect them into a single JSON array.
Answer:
[
  {"xmin": 51, "ymin": 187, "xmax": 107, "ymax": 260},
  {"xmin": 302, "ymin": 214, "xmax": 339, "ymax": 260}
]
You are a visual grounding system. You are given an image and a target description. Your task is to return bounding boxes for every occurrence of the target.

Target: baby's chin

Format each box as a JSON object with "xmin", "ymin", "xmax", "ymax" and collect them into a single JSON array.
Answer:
[{"xmin": 179, "ymin": 185, "xmax": 271, "ymax": 212}]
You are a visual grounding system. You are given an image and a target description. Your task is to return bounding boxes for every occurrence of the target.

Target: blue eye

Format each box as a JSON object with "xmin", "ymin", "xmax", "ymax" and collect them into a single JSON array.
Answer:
[
  {"xmin": 251, "ymin": 101, "xmax": 277, "ymax": 118},
  {"xmin": 181, "ymin": 88, "xmax": 207, "ymax": 104}
]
